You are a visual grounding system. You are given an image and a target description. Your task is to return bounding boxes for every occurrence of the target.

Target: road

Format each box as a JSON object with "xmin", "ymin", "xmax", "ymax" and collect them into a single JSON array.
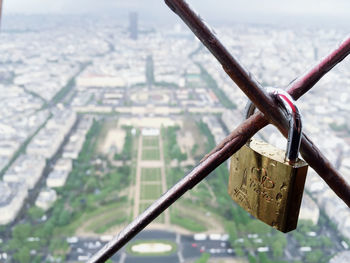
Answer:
[{"xmin": 66, "ymin": 230, "xmax": 234, "ymax": 263}]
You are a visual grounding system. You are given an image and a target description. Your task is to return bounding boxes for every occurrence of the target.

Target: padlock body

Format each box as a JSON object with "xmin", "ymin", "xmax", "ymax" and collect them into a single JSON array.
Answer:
[{"xmin": 228, "ymin": 139, "xmax": 308, "ymax": 233}]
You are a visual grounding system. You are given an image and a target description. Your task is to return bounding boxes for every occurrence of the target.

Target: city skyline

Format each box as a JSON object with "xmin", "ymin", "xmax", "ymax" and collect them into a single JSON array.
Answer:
[{"xmin": 3, "ymin": 0, "xmax": 350, "ymax": 27}]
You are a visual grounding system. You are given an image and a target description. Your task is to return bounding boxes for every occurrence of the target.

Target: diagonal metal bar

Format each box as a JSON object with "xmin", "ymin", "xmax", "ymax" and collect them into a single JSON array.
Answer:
[
  {"xmin": 165, "ymin": 0, "xmax": 350, "ymax": 206},
  {"xmin": 88, "ymin": 2, "xmax": 350, "ymax": 263},
  {"xmin": 87, "ymin": 26, "xmax": 350, "ymax": 263},
  {"xmin": 289, "ymin": 36, "xmax": 350, "ymax": 100},
  {"xmin": 165, "ymin": 0, "xmax": 285, "ymax": 128},
  {"xmin": 204, "ymin": 36, "xmax": 350, "ymax": 207},
  {"xmin": 88, "ymin": 114, "xmax": 265, "ymax": 263}
]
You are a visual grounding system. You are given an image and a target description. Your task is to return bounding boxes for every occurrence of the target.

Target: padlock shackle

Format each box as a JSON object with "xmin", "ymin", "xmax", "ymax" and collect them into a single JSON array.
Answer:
[{"xmin": 245, "ymin": 89, "xmax": 303, "ymax": 165}]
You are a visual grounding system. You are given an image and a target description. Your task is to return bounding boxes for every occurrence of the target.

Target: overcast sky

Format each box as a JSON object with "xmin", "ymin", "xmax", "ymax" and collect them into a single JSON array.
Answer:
[{"xmin": 4, "ymin": 0, "xmax": 350, "ymax": 26}]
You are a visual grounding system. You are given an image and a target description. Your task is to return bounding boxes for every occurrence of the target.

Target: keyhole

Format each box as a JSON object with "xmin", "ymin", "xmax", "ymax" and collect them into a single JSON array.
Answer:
[{"xmin": 276, "ymin": 193, "xmax": 283, "ymax": 201}]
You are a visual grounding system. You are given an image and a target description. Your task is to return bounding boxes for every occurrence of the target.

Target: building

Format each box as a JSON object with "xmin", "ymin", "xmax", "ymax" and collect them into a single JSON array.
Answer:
[
  {"xmin": 0, "ymin": 181, "xmax": 28, "ymax": 225},
  {"xmin": 129, "ymin": 12, "xmax": 138, "ymax": 40},
  {"xmin": 54, "ymin": 158, "xmax": 73, "ymax": 172},
  {"xmin": 62, "ymin": 118, "xmax": 92, "ymax": 160},
  {"xmin": 27, "ymin": 110, "xmax": 77, "ymax": 159},
  {"xmin": 4, "ymin": 154, "xmax": 46, "ymax": 190},
  {"xmin": 299, "ymin": 193, "xmax": 320, "ymax": 225},
  {"xmin": 330, "ymin": 251, "xmax": 350, "ymax": 263},
  {"xmin": 35, "ymin": 188, "xmax": 57, "ymax": 211},
  {"xmin": 46, "ymin": 170, "xmax": 69, "ymax": 188}
]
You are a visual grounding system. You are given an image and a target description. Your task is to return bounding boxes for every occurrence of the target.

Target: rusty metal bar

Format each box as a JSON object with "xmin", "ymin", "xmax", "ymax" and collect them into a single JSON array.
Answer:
[
  {"xmin": 87, "ymin": 33, "xmax": 350, "ymax": 263},
  {"xmin": 289, "ymin": 37, "xmax": 350, "ymax": 100},
  {"xmin": 87, "ymin": 2, "xmax": 350, "ymax": 263},
  {"xmin": 165, "ymin": 0, "xmax": 350, "ymax": 206},
  {"xmin": 165, "ymin": 0, "xmax": 287, "ymax": 129},
  {"xmin": 87, "ymin": 114, "xmax": 264, "ymax": 263},
  {"xmin": 204, "ymin": 36, "xmax": 350, "ymax": 207}
]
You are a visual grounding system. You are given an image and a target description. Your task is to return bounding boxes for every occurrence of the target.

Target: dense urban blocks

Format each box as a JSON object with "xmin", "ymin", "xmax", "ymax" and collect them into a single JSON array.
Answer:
[{"xmin": 1, "ymin": 15, "xmax": 349, "ymax": 263}]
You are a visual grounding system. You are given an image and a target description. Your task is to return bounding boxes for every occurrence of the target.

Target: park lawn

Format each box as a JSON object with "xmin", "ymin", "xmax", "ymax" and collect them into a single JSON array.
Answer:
[
  {"xmin": 139, "ymin": 202, "xmax": 153, "ymax": 213},
  {"xmin": 142, "ymin": 136, "xmax": 159, "ymax": 147},
  {"xmin": 85, "ymin": 207, "xmax": 129, "ymax": 233},
  {"xmin": 141, "ymin": 168, "xmax": 161, "ymax": 181},
  {"xmin": 142, "ymin": 148, "xmax": 160, "ymax": 160},
  {"xmin": 89, "ymin": 214, "xmax": 128, "ymax": 234},
  {"xmin": 53, "ymin": 201, "xmax": 127, "ymax": 236},
  {"xmin": 140, "ymin": 183, "xmax": 162, "ymax": 200},
  {"xmin": 170, "ymin": 208, "xmax": 207, "ymax": 232}
]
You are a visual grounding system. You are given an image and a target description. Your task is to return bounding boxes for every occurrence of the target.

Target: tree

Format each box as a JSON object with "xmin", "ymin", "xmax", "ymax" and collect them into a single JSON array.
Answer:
[
  {"xmin": 195, "ymin": 253, "xmax": 210, "ymax": 263},
  {"xmin": 272, "ymin": 240, "xmax": 284, "ymax": 258},
  {"xmin": 246, "ymin": 220, "xmax": 271, "ymax": 235},
  {"xmin": 28, "ymin": 207, "xmax": 45, "ymax": 221},
  {"xmin": 86, "ymin": 176, "xmax": 99, "ymax": 192},
  {"xmin": 305, "ymin": 249, "xmax": 323, "ymax": 263},
  {"xmin": 13, "ymin": 247, "xmax": 31, "ymax": 263},
  {"xmin": 258, "ymin": 252, "xmax": 269, "ymax": 263},
  {"xmin": 272, "ymin": 232, "xmax": 287, "ymax": 258},
  {"xmin": 248, "ymin": 253, "xmax": 257, "ymax": 263},
  {"xmin": 57, "ymin": 210, "xmax": 71, "ymax": 226},
  {"xmin": 235, "ymin": 247, "xmax": 244, "ymax": 257},
  {"xmin": 297, "ymin": 219, "xmax": 316, "ymax": 233},
  {"xmin": 226, "ymin": 222, "xmax": 238, "ymax": 245},
  {"xmin": 12, "ymin": 223, "xmax": 32, "ymax": 240},
  {"xmin": 8, "ymin": 238, "xmax": 23, "ymax": 251},
  {"xmin": 320, "ymin": 236, "xmax": 332, "ymax": 247},
  {"xmin": 32, "ymin": 255, "xmax": 43, "ymax": 263},
  {"xmin": 34, "ymin": 220, "xmax": 54, "ymax": 240}
]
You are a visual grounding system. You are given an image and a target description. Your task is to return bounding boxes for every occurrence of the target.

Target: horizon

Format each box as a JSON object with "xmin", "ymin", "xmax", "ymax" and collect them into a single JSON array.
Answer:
[
  {"xmin": 2, "ymin": 0, "xmax": 350, "ymax": 29},
  {"xmin": 1, "ymin": 12, "xmax": 350, "ymax": 31}
]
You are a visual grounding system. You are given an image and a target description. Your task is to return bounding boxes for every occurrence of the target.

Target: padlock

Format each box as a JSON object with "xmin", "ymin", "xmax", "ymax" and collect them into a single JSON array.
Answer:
[{"xmin": 228, "ymin": 89, "xmax": 308, "ymax": 233}]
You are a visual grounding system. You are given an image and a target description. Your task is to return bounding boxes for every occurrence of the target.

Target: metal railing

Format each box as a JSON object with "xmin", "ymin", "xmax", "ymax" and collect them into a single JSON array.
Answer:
[
  {"xmin": 1, "ymin": 0, "xmax": 349, "ymax": 262},
  {"xmin": 87, "ymin": 0, "xmax": 350, "ymax": 262}
]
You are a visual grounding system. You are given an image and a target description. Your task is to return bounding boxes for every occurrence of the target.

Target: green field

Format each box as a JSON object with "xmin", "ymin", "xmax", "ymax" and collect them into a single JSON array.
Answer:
[
  {"xmin": 170, "ymin": 208, "xmax": 207, "ymax": 232},
  {"xmin": 140, "ymin": 184, "xmax": 162, "ymax": 200},
  {"xmin": 143, "ymin": 136, "xmax": 159, "ymax": 147},
  {"xmin": 86, "ymin": 211, "xmax": 128, "ymax": 234},
  {"xmin": 141, "ymin": 168, "xmax": 161, "ymax": 181},
  {"xmin": 142, "ymin": 148, "xmax": 160, "ymax": 160}
]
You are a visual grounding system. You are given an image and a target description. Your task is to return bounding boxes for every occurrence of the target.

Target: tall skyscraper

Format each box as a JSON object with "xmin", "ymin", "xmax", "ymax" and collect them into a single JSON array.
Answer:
[{"xmin": 129, "ymin": 12, "xmax": 138, "ymax": 40}]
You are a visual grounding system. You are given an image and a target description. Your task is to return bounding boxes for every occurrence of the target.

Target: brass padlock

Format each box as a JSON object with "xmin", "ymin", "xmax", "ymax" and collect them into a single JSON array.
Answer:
[{"xmin": 228, "ymin": 89, "xmax": 308, "ymax": 233}]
